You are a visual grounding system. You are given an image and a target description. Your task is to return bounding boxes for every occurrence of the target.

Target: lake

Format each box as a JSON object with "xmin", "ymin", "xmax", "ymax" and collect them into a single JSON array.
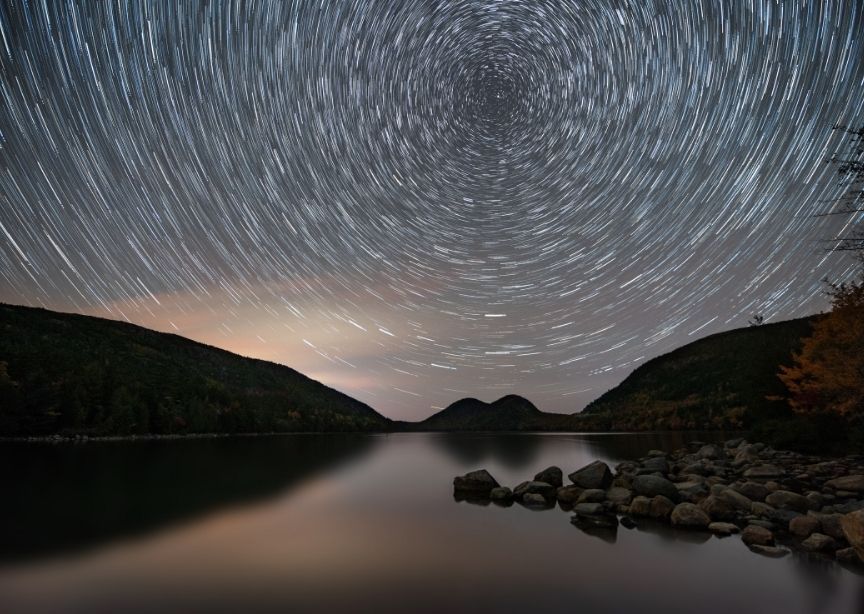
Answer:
[{"xmin": 0, "ymin": 432, "xmax": 861, "ymax": 613}]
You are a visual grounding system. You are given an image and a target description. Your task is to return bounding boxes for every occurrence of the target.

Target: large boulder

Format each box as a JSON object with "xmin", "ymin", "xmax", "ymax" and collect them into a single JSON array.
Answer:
[
  {"xmin": 632, "ymin": 475, "xmax": 679, "ymax": 501},
  {"xmin": 454, "ymin": 469, "xmax": 499, "ymax": 496},
  {"xmin": 826, "ymin": 475, "xmax": 864, "ymax": 493},
  {"xmin": 765, "ymin": 490, "xmax": 809, "ymax": 513},
  {"xmin": 670, "ymin": 502, "xmax": 710, "ymax": 528},
  {"xmin": 841, "ymin": 509, "xmax": 864, "ymax": 561},
  {"xmin": 534, "ymin": 466, "xmax": 564, "ymax": 489},
  {"xmin": 569, "ymin": 461, "xmax": 613, "ymax": 490}
]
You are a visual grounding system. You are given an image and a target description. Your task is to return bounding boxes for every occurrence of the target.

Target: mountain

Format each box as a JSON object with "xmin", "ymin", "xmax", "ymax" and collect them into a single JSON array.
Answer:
[
  {"xmin": 578, "ymin": 316, "xmax": 817, "ymax": 431},
  {"xmin": 416, "ymin": 395, "xmax": 565, "ymax": 431},
  {"xmin": 0, "ymin": 303, "xmax": 391, "ymax": 437}
]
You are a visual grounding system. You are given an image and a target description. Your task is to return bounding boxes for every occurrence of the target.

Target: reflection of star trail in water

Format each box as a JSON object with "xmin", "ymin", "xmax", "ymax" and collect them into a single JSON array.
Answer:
[{"xmin": 1, "ymin": 1, "xmax": 863, "ymax": 419}]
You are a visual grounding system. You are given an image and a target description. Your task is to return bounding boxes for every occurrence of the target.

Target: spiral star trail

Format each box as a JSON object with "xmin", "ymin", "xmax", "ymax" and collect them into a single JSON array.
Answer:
[{"xmin": 1, "ymin": 1, "xmax": 863, "ymax": 420}]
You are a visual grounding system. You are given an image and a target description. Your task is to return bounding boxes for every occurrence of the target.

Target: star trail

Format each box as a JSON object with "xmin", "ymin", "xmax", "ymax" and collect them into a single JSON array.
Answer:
[{"xmin": 1, "ymin": 0, "xmax": 863, "ymax": 420}]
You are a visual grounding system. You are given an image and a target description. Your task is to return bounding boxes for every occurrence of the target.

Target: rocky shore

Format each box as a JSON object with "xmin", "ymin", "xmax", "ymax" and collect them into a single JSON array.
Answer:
[{"xmin": 454, "ymin": 438, "xmax": 864, "ymax": 571}]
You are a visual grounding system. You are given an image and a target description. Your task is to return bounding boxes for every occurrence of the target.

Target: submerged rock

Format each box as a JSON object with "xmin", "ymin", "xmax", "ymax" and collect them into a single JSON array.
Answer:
[{"xmin": 749, "ymin": 544, "xmax": 790, "ymax": 558}]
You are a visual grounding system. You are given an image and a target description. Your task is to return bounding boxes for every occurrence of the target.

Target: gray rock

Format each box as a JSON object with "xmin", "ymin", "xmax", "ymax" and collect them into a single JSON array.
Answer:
[
  {"xmin": 578, "ymin": 489, "xmax": 607, "ymax": 503},
  {"xmin": 789, "ymin": 515, "xmax": 820, "ymax": 538},
  {"xmin": 642, "ymin": 457, "xmax": 670, "ymax": 474},
  {"xmin": 523, "ymin": 493, "xmax": 550, "ymax": 507},
  {"xmin": 841, "ymin": 509, "xmax": 864, "ymax": 561},
  {"xmin": 765, "ymin": 490, "xmax": 809, "ymax": 513},
  {"xmin": 670, "ymin": 502, "xmax": 711, "ymax": 528},
  {"xmin": 534, "ymin": 466, "xmax": 564, "ymax": 489},
  {"xmin": 717, "ymin": 488, "xmax": 753, "ymax": 511},
  {"xmin": 632, "ymin": 474, "xmax": 679, "ymax": 501},
  {"xmin": 573, "ymin": 502, "xmax": 604, "ymax": 516},
  {"xmin": 628, "ymin": 495, "xmax": 651, "ymax": 516},
  {"xmin": 741, "ymin": 525, "xmax": 774, "ymax": 546},
  {"xmin": 826, "ymin": 475, "xmax": 864, "ymax": 493},
  {"xmin": 749, "ymin": 544, "xmax": 790, "ymax": 558},
  {"xmin": 675, "ymin": 481, "xmax": 710, "ymax": 503},
  {"xmin": 708, "ymin": 522, "xmax": 739, "ymax": 535},
  {"xmin": 490, "ymin": 487, "xmax": 513, "ymax": 501},
  {"xmin": 743, "ymin": 464, "xmax": 785, "ymax": 479},
  {"xmin": 649, "ymin": 495, "xmax": 675, "ymax": 520},
  {"xmin": 733, "ymin": 481, "xmax": 770, "ymax": 501},
  {"xmin": 734, "ymin": 445, "xmax": 761, "ymax": 465},
  {"xmin": 751, "ymin": 501, "xmax": 776, "ymax": 517},
  {"xmin": 514, "ymin": 481, "xmax": 556, "ymax": 500},
  {"xmin": 801, "ymin": 533, "xmax": 837, "ymax": 552},
  {"xmin": 569, "ymin": 461, "xmax": 613, "ymax": 490},
  {"xmin": 606, "ymin": 487, "xmax": 633, "ymax": 506},
  {"xmin": 805, "ymin": 492, "xmax": 824, "ymax": 511},
  {"xmin": 725, "ymin": 438, "xmax": 745, "ymax": 449},
  {"xmin": 454, "ymin": 470, "xmax": 499, "ymax": 496},
  {"xmin": 556, "ymin": 486, "xmax": 584, "ymax": 504}
]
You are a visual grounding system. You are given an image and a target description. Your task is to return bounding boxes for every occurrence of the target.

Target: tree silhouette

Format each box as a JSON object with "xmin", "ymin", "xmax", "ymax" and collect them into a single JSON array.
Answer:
[{"xmin": 820, "ymin": 124, "xmax": 864, "ymax": 254}]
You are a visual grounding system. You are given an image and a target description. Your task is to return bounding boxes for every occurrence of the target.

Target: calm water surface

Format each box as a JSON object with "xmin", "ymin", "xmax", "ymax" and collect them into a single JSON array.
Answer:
[{"xmin": 0, "ymin": 432, "xmax": 861, "ymax": 613}]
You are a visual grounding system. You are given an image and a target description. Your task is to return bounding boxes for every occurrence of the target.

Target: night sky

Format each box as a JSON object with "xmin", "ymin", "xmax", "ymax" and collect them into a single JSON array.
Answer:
[{"xmin": 1, "ymin": 1, "xmax": 863, "ymax": 421}]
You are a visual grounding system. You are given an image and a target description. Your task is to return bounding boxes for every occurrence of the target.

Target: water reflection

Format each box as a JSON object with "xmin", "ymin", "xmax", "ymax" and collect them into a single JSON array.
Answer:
[{"xmin": 0, "ymin": 434, "xmax": 375, "ymax": 563}]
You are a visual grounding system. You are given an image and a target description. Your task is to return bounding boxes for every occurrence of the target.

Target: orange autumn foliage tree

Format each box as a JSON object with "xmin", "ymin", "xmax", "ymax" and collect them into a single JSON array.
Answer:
[{"xmin": 779, "ymin": 277, "xmax": 864, "ymax": 416}]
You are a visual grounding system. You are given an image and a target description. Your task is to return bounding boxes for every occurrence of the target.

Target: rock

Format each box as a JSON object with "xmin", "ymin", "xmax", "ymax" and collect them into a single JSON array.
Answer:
[
  {"xmin": 649, "ymin": 495, "xmax": 675, "ymax": 520},
  {"xmin": 743, "ymin": 464, "xmax": 785, "ymax": 479},
  {"xmin": 696, "ymin": 444, "xmax": 722, "ymax": 460},
  {"xmin": 534, "ymin": 466, "xmax": 563, "ymax": 489},
  {"xmin": 805, "ymin": 492, "xmax": 824, "ymax": 510},
  {"xmin": 671, "ymin": 502, "xmax": 711, "ymax": 528},
  {"xmin": 732, "ymin": 482, "xmax": 771, "ymax": 501},
  {"xmin": 765, "ymin": 490, "xmax": 809, "ymax": 513},
  {"xmin": 573, "ymin": 502, "xmax": 604, "ymax": 516},
  {"xmin": 749, "ymin": 519, "xmax": 776, "ymax": 530},
  {"xmin": 699, "ymin": 495, "xmax": 738, "ymax": 522},
  {"xmin": 741, "ymin": 525, "xmax": 774, "ymax": 546},
  {"xmin": 642, "ymin": 457, "xmax": 670, "ymax": 474},
  {"xmin": 789, "ymin": 515, "xmax": 820, "ymax": 538},
  {"xmin": 629, "ymin": 496, "xmax": 651, "ymax": 516},
  {"xmin": 716, "ymin": 488, "xmax": 753, "ymax": 511},
  {"xmin": 725, "ymin": 438, "xmax": 745, "ymax": 449},
  {"xmin": 490, "ymin": 487, "xmax": 512, "ymax": 501},
  {"xmin": 646, "ymin": 449, "xmax": 666, "ymax": 457},
  {"xmin": 522, "ymin": 493, "xmax": 550, "ymax": 507},
  {"xmin": 513, "ymin": 481, "xmax": 557, "ymax": 500},
  {"xmin": 734, "ymin": 445, "xmax": 761, "ymax": 465},
  {"xmin": 826, "ymin": 475, "xmax": 864, "ymax": 493},
  {"xmin": 606, "ymin": 487, "xmax": 633, "ymax": 506},
  {"xmin": 837, "ymin": 547, "xmax": 862, "ymax": 565},
  {"xmin": 841, "ymin": 509, "xmax": 864, "ymax": 561},
  {"xmin": 620, "ymin": 516, "xmax": 637, "ymax": 529},
  {"xmin": 709, "ymin": 522, "xmax": 740, "ymax": 535},
  {"xmin": 801, "ymin": 533, "xmax": 837, "ymax": 552},
  {"xmin": 750, "ymin": 502, "xmax": 776, "ymax": 518},
  {"xmin": 556, "ymin": 486, "xmax": 584, "ymax": 504},
  {"xmin": 749, "ymin": 544, "xmax": 790, "ymax": 558},
  {"xmin": 632, "ymin": 475, "xmax": 679, "ymax": 501},
  {"xmin": 578, "ymin": 489, "xmax": 606, "ymax": 503},
  {"xmin": 675, "ymin": 481, "xmax": 709, "ymax": 503},
  {"xmin": 569, "ymin": 461, "xmax": 613, "ymax": 490},
  {"xmin": 815, "ymin": 513, "xmax": 846, "ymax": 540},
  {"xmin": 454, "ymin": 470, "xmax": 499, "ymax": 496}
]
